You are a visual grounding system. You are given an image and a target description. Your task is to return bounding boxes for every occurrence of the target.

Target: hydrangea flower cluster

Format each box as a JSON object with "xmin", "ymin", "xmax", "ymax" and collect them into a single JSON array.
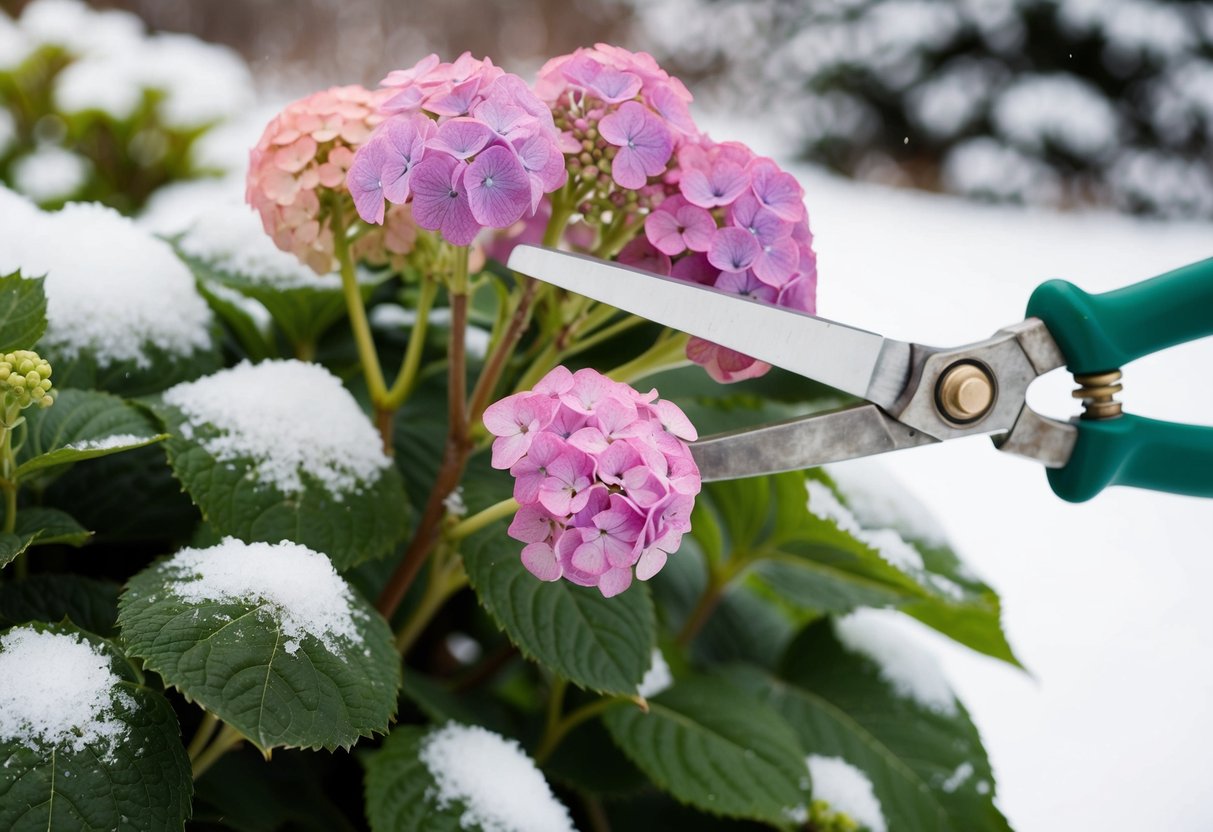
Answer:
[
  {"xmin": 246, "ymin": 85, "xmax": 418, "ymax": 274},
  {"xmin": 534, "ymin": 44, "xmax": 697, "ymax": 225},
  {"xmin": 484, "ymin": 366, "xmax": 701, "ymax": 598},
  {"xmin": 0, "ymin": 350, "xmax": 55, "ymax": 411},
  {"xmin": 627, "ymin": 137, "xmax": 819, "ymax": 382},
  {"xmin": 347, "ymin": 53, "xmax": 566, "ymax": 246}
]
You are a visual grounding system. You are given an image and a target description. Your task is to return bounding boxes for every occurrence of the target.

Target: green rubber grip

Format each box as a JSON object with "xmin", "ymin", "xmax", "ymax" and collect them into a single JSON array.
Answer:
[
  {"xmin": 1026, "ymin": 257, "xmax": 1213, "ymax": 373},
  {"xmin": 1046, "ymin": 415, "xmax": 1213, "ymax": 503},
  {"xmin": 1026, "ymin": 257, "xmax": 1213, "ymax": 502}
]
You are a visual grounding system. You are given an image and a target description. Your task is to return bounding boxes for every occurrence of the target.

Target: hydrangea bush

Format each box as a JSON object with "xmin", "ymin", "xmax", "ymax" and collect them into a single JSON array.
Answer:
[
  {"xmin": 0, "ymin": 40, "xmax": 1020, "ymax": 832},
  {"xmin": 0, "ymin": 0, "xmax": 252, "ymax": 214}
]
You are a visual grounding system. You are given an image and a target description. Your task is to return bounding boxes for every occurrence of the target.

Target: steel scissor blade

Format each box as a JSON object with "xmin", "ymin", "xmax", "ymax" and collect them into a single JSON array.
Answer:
[
  {"xmin": 691, "ymin": 404, "xmax": 938, "ymax": 481},
  {"xmin": 507, "ymin": 245, "xmax": 912, "ymax": 407}
]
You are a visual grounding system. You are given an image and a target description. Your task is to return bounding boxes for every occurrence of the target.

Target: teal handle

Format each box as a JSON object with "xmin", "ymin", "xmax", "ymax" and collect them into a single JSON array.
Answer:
[{"xmin": 1026, "ymin": 257, "xmax": 1213, "ymax": 503}]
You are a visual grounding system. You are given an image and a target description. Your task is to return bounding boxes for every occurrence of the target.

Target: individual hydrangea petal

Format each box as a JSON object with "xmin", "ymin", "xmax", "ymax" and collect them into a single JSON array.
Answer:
[
  {"xmin": 431, "ymin": 117, "xmax": 495, "ymax": 160},
  {"xmin": 521, "ymin": 542, "xmax": 562, "ymax": 581},
  {"xmin": 599, "ymin": 101, "xmax": 673, "ymax": 189},
  {"xmin": 750, "ymin": 159, "xmax": 806, "ymax": 221},
  {"xmin": 347, "ymin": 136, "xmax": 389, "ymax": 224},
  {"xmin": 465, "ymin": 144, "xmax": 531, "ymax": 228},
  {"xmin": 409, "ymin": 153, "xmax": 480, "ymax": 246},
  {"xmin": 680, "ymin": 160, "xmax": 750, "ymax": 208},
  {"xmin": 707, "ymin": 226, "xmax": 761, "ymax": 272}
]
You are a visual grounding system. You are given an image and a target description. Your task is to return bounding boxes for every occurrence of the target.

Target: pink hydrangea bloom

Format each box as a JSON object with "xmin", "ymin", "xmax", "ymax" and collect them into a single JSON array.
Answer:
[
  {"xmin": 535, "ymin": 44, "xmax": 697, "ymax": 222},
  {"xmin": 484, "ymin": 366, "xmax": 701, "ymax": 598},
  {"xmin": 644, "ymin": 136, "xmax": 818, "ymax": 383},
  {"xmin": 247, "ymin": 85, "xmax": 419, "ymax": 274},
  {"xmin": 347, "ymin": 53, "xmax": 567, "ymax": 246}
]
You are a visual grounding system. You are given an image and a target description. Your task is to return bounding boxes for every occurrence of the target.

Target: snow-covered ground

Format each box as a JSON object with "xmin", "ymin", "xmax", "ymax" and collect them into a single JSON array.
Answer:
[{"xmin": 792, "ymin": 166, "xmax": 1212, "ymax": 831}]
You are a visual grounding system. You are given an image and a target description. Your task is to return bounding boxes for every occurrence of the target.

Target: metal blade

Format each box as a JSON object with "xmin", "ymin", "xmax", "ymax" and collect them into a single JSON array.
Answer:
[
  {"xmin": 691, "ymin": 404, "xmax": 938, "ymax": 481},
  {"xmin": 508, "ymin": 245, "xmax": 912, "ymax": 407}
]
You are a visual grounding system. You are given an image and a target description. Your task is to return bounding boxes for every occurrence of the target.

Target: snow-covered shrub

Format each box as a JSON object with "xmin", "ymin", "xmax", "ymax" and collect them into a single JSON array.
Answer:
[
  {"xmin": 627, "ymin": 0, "xmax": 1213, "ymax": 218},
  {"xmin": 0, "ymin": 41, "xmax": 1017, "ymax": 832},
  {"xmin": 0, "ymin": 0, "xmax": 253, "ymax": 213}
]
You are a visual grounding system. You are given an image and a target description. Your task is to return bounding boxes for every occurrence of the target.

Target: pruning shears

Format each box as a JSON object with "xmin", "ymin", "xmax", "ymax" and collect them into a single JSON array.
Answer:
[{"xmin": 507, "ymin": 246, "xmax": 1213, "ymax": 503}]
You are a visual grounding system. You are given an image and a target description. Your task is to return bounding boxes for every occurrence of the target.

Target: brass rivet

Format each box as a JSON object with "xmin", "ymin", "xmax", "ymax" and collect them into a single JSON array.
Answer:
[{"xmin": 938, "ymin": 363, "xmax": 994, "ymax": 422}]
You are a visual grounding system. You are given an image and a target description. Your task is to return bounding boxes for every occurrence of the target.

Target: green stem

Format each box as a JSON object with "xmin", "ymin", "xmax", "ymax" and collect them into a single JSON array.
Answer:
[
  {"xmin": 293, "ymin": 339, "xmax": 316, "ymax": 362},
  {"xmin": 558, "ymin": 315, "xmax": 648, "ymax": 363},
  {"xmin": 448, "ymin": 497, "xmax": 519, "ymax": 541},
  {"xmin": 605, "ymin": 331, "xmax": 691, "ymax": 385},
  {"xmin": 675, "ymin": 559, "xmax": 748, "ymax": 648},
  {"xmin": 592, "ymin": 214, "xmax": 642, "ymax": 260},
  {"xmin": 186, "ymin": 711, "xmax": 219, "ymax": 762},
  {"xmin": 534, "ymin": 695, "xmax": 622, "ymax": 765},
  {"xmin": 191, "ymin": 724, "xmax": 243, "ymax": 781},
  {"xmin": 394, "ymin": 550, "xmax": 468, "ymax": 654},
  {"xmin": 333, "ymin": 202, "xmax": 389, "ymax": 407},
  {"xmin": 384, "ymin": 277, "xmax": 438, "ymax": 407}
]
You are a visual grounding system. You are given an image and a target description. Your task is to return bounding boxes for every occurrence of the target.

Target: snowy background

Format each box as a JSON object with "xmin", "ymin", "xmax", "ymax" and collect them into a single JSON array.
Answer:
[{"xmin": 3, "ymin": 0, "xmax": 1211, "ymax": 828}]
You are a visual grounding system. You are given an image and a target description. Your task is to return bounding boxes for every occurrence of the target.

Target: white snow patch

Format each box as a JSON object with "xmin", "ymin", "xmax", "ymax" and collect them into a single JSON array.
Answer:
[
  {"xmin": 419, "ymin": 722, "xmax": 575, "ymax": 832},
  {"xmin": 165, "ymin": 537, "xmax": 363, "ymax": 656},
  {"xmin": 137, "ymin": 176, "xmax": 244, "ymax": 237},
  {"xmin": 835, "ymin": 609, "xmax": 957, "ymax": 715},
  {"xmin": 369, "ymin": 304, "xmax": 491, "ymax": 359},
  {"xmin": 826, "ymin": 460, "xmax": 946, "ymax": 546},
  {"xmin": 637, "ymin": 648, "xmax": 673, "ymax": 699},
  {"xmin": 18, "ymin": 0, "xmax": 142, "ymax": 57},
  {"xmin": 162, "ymin": 360, "xmax": 390, "ymax": 498},
  {"xmin": 0, "ymin": 627, "xmax": 129, "ymax": 755},
  {"xmin": 0, "ymin": 13, "xmax": 32, "ymax": 71},
  {"xmin": 992, "ymin": 74, "xmax": 1118, "ymax": 158},
  {"xmin": 204, "ymin": 282, "xmax": 273, "ymax": 333},
  {"xmin": 10, "ymin": 145, "xmax": 89, "ymax": 203},
  {"xmin": 807, "ymin": 755, "xmax": 886, "ymax": 832},
  {"xmin": 65, "ymin": 433, "xmax": 154, "ymax": 451},
  {"xmin": 444, "ymin": 632, "xmax": 482, "ymax": 665},
  {"xmin": 942, "ymin": 137, "xmax": 1061, "ymax": 204},
  {"xmin": 5, "ymin": 201, "xmax": 213, "ymax": 367},
  {"xmin": 806, "ymin": 479, "xmax": 861, "ymax": 534},
  {"xmin": 942, "ymin": 760, "xmax": 974, "ymax": 793},
  {"xmin": 177, "ymin": 201, "xmax": 341, "ymax": 290}
]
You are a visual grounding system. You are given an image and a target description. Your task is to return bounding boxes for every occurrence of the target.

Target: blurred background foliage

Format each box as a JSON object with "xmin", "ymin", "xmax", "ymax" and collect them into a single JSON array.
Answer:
[{"xmin": 1, "ymin": 0, "xmax": 1210, "ymax": 218}]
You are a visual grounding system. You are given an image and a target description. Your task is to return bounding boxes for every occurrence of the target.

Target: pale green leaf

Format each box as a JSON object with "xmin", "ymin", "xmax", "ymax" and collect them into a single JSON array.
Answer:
[{"xmin": 0, "ymin": 271, "xmax": 47, "ymax": 351}]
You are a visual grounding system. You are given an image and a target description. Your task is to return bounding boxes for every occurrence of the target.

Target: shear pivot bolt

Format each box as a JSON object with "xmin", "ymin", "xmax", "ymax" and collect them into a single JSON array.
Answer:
[{"xmin": 938, "ymin": 362, "xmax": 994, "ymax": 423}]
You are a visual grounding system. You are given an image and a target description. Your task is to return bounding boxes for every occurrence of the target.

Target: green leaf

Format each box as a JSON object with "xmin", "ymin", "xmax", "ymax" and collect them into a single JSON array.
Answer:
[
  {"xmin": 461, "ymin": 521, "xmax": 656, "ymax": 695},
  {"xmin": 363, "ymin": 727, "xmax": 476, "ymax": 832},
  {"xmin": 45, "ymin": 339, "xmax": 223, "ymax": 398},
  {"xmin": 195, "ymin": 279, "xmax": 276, "ymax": 362},
  {"xmin": 43, "ymin": 444, "xmax": 200, "ymax": 544},
  {"xmin": 15, "ymin": 389, "xmax": 166, "ymax": 483},
  {"xmin": 0, "ymin": 271, "xmax": 47, "ymax": 351},
  {"xmin": 0, "ymin": 622, "xmax": 193, "ymax": 832},
  {"xmin": 192, "ymin": 748, "xmax": 358, "ymax": 832},
  {"xmin": 693, "ymin": 473, "xmax": 927, "ymax": 614},
  {"xmin": 816, "ymin": 471, "xmax": 1020, "ymax": 665},
  {"xmin": 602, "ymin": 675, "xmax": 810, "ymax": 824},
  {"xmin": 178, "ymin": 247, "xmax": 351, "ymax": 347},
  {"xmin": 0, "ymin": 532, "xmax": 37, "ymax": 570},
  {"xmin": 13, "ymin": 507, "xmax": 92, "ymax": 547},
  {"xmin": 364, "ymin": 724, "xmax": 575, "ymax": 832},
  {"xmin": 0, "ymin": 575, "xmax": 120, "ymax": 635},
  {"xmin": 156, "ymin": 402, "xmax": 411, "ymax": 571},
  {"xmin": 733, "ymin": 618, "xmax": 1010, "ymax": 832},
  {"xmin": 117, "ymin": 557, "xmax": 401, "ymax": 753}
]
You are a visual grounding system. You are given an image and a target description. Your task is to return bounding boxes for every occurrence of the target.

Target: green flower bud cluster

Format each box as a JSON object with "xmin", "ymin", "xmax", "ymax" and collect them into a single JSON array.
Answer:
[
  {"xmin": 807, "ymin": 799, "xmax": 862, "ymax": 832},
  {"xmin": 0, "ymin": 351, "xmax": 56, "ymax": 410}
]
